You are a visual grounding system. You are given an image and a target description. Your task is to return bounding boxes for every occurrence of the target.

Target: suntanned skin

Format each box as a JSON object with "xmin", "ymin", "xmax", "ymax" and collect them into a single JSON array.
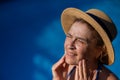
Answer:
[{"xmin": 52, "ymin": 21, "xmax": 118, "ymax": 80}]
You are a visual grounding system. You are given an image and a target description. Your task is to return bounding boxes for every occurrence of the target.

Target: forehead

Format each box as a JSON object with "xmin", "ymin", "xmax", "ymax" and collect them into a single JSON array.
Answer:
[{"xmin": 68, "ymin": 21, "xmax": 94, "ymax": 39}]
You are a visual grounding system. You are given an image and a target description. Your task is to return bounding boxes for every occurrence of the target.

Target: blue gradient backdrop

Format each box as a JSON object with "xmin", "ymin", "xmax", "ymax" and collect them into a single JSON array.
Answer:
[{"xmin": 0, "ymin": 0, "xmax": 120, "ymax": 80}]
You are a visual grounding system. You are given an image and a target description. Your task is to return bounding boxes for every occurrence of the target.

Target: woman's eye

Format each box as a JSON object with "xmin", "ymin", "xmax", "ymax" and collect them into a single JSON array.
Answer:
[
  {"xmin": 66, "ymin": 34, "xmax": 72, "ymax": 38},
  {"xmin": 66, "ymin": 35, "xmax": 70, "ymax": 38},
  {"xmin": 77, "ymin": 39, "xmax": 87, "ymax": 44}
]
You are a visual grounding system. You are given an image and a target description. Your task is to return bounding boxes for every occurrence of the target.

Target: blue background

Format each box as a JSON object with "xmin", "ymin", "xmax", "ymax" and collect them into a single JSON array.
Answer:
[{"xmin": 0, "ymin": 0, "xmax": 120, "ymax": 80}]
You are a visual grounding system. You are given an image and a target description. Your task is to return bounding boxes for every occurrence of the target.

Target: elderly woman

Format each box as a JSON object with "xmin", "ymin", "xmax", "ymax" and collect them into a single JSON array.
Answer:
[{"xmin": 52, "ymin": 8, "xmax": 118, "ymax": 80}]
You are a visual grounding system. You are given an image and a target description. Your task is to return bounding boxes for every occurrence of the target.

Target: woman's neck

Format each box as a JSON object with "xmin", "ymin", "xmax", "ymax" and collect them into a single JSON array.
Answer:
[
  {"xmin": 85, "ymin": 59, "xmax": 101, "ymax": 80},
  {"xmin": 68, "ymin": 59, "xmax": 99, "ymax": 77},
  {"xmin": 67, "ymin": 60, "xmax": 101, "ymax": 80},
  {"xmin": 86, "ymin": 59, "xmax": 98, "ymax": 72}
]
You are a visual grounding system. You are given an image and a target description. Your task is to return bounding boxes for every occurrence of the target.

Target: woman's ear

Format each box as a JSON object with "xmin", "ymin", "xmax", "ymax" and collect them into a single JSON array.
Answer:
[
  {"xmin": 98, "ymin": 45, "xmax": 108, "ymax": 64},
  {"xmin": 96, "ymin": 45, "xmax": 103, "ymax": 59},
  {"xmin": 96, "ymin": 45, "xmax": 106, "ymax": 59}
]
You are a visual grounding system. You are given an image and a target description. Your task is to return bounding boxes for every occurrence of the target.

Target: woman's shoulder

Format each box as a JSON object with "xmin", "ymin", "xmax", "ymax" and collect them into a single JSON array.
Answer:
[{"xmin": 100, "ymin": 65, "xmax": 119, "ymax": 80}]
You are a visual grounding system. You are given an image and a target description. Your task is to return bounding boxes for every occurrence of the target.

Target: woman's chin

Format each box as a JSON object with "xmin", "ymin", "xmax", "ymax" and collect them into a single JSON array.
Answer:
[
  {"xmin": 65, "ymin": 58, "xmax": 86, "ymax": 65},
  {"xmin": 65, "ymin": 59, "xmax": 78, "ymax": 65}
]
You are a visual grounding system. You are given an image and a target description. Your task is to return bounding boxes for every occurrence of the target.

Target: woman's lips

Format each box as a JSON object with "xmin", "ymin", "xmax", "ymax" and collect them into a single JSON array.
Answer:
[{"xmin": 66, "ymin": 52, "xmax": 76, "ymax": 58}]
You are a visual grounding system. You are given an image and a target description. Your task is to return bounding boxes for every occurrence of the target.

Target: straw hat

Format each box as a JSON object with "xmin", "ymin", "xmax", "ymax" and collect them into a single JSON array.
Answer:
[{"xmin": 61, "ymin": 8, "xmax": 117, "ymax": 65}]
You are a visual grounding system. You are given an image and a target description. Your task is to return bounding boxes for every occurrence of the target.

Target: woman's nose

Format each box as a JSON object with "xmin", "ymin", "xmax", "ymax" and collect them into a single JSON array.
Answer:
[
  {"xmin": 69, "ymin": 45, "xmax": 76, "ymax": 50},
  {"xmin": 68, "ymin": 39, "xmax": 76, "ymax": 50}
]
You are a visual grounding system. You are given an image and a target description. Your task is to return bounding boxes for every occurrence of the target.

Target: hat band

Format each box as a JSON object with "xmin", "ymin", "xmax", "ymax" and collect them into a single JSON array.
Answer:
[{"xmin": 86, "ymin": 13, "xmax": 113, "ymax": 41}]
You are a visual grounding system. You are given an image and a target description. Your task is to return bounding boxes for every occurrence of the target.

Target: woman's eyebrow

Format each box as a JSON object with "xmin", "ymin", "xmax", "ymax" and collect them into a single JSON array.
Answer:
[
  {"xmin": 76, "ymin": 37, "xmax": 87, "ymax": 41},
  {"xmin": 66, "ymin": 33, "xmax": 72, "ymax": 36},
  {"xmin": 67, "ymin": 33, "xmax": 88, "ymax": 41}
]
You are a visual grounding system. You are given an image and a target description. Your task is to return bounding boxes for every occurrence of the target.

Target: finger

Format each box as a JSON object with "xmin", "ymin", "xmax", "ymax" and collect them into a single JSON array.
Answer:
[
  {"xmin": 75, "ymin": 66, "xmax": 79, "ymax": 80},
  {"xmin": 64, "ymin": 62, "xmax": 69, "ymax": 70},
  {"xmin": 82, "ymin": 59, "xmax": 87, "ymax": 79},
  {"xmin": 78, "ymin": 60, "xmax": 83, "ymax": 79},
  {"xmin": 63, "ymin": 62, "xmax": 69, "ymax": 77},
  {"xmin": 92, "ymin": 70, "xmax": 97, "ymax": 80},
  {"xmin": 52, "ymin": 55, "xmax": 65, "ymax": 71}
]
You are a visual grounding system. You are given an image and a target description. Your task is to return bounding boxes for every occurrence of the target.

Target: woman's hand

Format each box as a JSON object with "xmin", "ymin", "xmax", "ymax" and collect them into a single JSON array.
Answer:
[
  {"xmin": 74, "ymin": 59, "xmax": 97, "ymax": 80},
  {"xmin": 75, "ymin": 59, "xmax": 87, "ymax": 80},
  {"xmin": 52, "ymin": 55, "xmax": 69, "ymax": 80}
]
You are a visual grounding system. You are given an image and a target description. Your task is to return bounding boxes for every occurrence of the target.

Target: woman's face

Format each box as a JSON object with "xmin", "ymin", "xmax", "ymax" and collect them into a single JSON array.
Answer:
[{"xmin": 64, "ymin": 21, "xmax": 100, "ymax": 65}]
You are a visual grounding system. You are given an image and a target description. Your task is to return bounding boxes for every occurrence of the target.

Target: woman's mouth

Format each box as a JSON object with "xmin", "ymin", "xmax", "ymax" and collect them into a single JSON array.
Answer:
[{"xmin": 66, "ymin": 52, "xmax": 76, "ymax": 58}]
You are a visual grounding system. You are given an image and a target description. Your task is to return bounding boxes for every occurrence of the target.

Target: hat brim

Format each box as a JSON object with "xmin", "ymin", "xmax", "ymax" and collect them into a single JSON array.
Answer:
[{"xmin": 61, "ymin": 8, "xmax": 114, "ymax": 65}]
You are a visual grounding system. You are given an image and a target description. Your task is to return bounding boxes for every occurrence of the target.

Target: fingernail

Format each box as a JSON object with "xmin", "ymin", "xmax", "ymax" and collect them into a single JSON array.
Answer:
[{"xmin": 79, "ymin": 60, "xmax": 81, "ymax": 65}]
